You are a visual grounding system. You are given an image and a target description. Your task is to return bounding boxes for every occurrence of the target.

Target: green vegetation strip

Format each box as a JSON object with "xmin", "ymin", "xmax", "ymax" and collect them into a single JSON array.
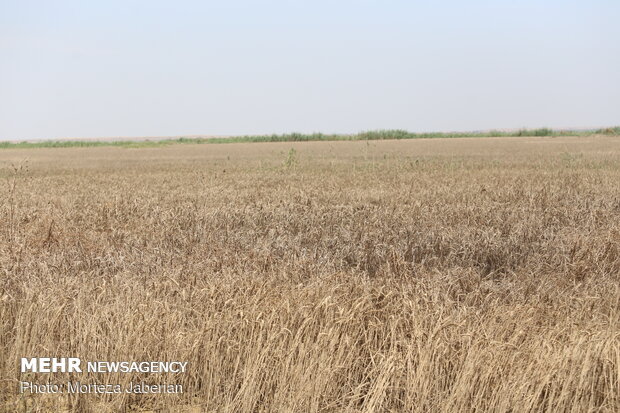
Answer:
[{"xmin": 1, "ymin": 127, "xmax": 618, "ymax": 149}]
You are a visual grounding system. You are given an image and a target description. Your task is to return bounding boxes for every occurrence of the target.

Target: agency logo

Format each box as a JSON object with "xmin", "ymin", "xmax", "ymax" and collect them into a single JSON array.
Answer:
[{"xmin": 19, "ymin": 357, "xmax": 188, "ymax": 394}]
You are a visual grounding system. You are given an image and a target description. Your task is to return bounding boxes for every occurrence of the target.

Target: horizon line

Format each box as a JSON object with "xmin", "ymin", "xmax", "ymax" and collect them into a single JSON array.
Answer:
[{"xmin": 1, "ymin": 125, "xmax": 617, "ymax": 144}]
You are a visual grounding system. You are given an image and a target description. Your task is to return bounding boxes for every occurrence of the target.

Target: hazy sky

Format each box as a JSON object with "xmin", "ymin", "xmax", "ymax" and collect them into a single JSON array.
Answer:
[{"xmin": 1, "ymin": 0, "xmax": 619, "ymax": 140}]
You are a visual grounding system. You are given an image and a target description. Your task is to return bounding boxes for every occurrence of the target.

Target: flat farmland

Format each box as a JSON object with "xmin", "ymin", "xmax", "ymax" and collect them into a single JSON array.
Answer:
[{"xmin": 1, "ymin": 136, "xmax": 619, "ymax": 412}]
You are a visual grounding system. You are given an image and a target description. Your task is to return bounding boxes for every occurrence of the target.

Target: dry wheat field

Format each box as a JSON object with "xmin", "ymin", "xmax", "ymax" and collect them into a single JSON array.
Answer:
[{"xmin": 0, "ymin": 136, "xmax": 619, "ymax": 412}]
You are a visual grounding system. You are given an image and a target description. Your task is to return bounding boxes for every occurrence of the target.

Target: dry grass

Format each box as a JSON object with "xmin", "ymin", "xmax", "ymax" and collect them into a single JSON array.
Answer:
[{"xmin": 0, "ymin": 136, "xmax": 619, "ymax": 412}]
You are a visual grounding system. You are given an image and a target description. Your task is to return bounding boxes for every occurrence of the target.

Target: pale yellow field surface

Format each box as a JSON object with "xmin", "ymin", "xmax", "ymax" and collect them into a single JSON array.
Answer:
[{"xmin": 1, "ymin": 136, "xmax": 619, "ymax": 412}]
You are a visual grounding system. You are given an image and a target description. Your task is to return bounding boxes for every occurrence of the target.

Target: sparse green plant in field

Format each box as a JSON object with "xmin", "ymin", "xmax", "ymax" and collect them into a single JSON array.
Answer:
[{"xmin": 284, "ymin": 148, "xmax": 298, "ymax": 168}]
